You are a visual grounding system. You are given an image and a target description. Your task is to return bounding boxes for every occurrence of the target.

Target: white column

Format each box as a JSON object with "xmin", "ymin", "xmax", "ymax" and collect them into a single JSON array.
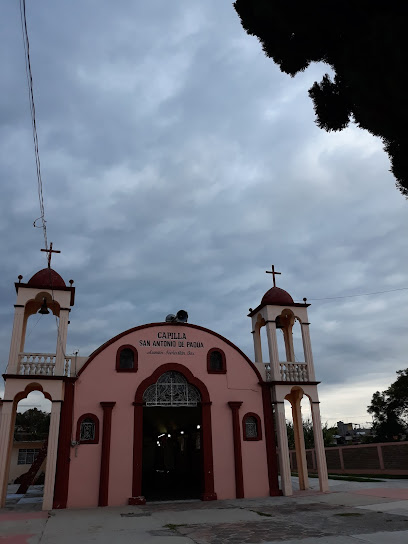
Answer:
[
  {"xmin": 252, "ymin": 329, "xmax": 263, "ymax": 363},
  {"xmin": 283, "ymin": 327, "xmax": 295, "ymax": 362},
  {"xmin": 55, "ymin": 309, "xmax": 70, "ymax": 375},
  {"xmin": 291, "ymin": 397, "xmax": 309, "ymax": 490},
  {"xmin": 0, "ymin": 401, "xmax": 15, "ymax": 507},
  {"xmin": 301, "ymin": 323, "xmax": 316, "ymax": 380},
  {"xmin": 311, "ymin": 401, "xmax": 329, "ymax": 492},
  {"xmin": 275, "ymin": 402, "xmax": 292, "ymax": 496},
  {"xmin": 266, "ymin": 321, "xmax": 281, "ymax": 380},
  {"xmin": 42, "ymin": 401, "xmax": 61, "ymax": 510},
  {"xmin": 7, "ymin": 306, "xmax": 25, "ymax": 374}
]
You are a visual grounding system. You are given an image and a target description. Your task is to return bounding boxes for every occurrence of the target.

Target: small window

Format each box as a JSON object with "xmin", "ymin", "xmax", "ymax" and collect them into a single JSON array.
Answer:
[
  {"xmin": 210, "ymin": 351, "xmax": 223, "ymax": 370},
  {"xmin": 116, "ymin": 344, "xmax": 138, "ymax": 372},
  {"xmin": 18, "ymin": 448, "xmax": 40, "ymax": 465},
  {"xmin": 80, "ymin": 418, "xmax": 95, "ymax": 441},
  {"xmin": 119, "ymin": 348, "xmax": 134, "ymax": 369},
  {"xmin": 76, "ymin": 413, "xmax": 99, "ymax": 444},
  {"xmin": 207, "ymin": 348, "xmax": 226, "ymax": 374},
  {"xmin": 243, "ymin": 413, "xmax": 262, "ymax": 441},
  {"xmin": 245, "ymin": 417, "xmax": 258, "ymax": 438}
]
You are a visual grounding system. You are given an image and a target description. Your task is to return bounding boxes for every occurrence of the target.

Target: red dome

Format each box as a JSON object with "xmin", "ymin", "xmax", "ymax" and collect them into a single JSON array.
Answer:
[
  {"xmin": 261, "ymin": 286, "xmax": 294, "ymax": 305},
  {"xmin": 27, "ymin": 268, "xmax": 66, "ymax": 288}
]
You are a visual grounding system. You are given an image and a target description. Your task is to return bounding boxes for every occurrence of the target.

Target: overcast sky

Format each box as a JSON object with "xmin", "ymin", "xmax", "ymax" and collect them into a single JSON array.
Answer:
[{"xmin": 1, "ymin": 1, "xmax": 407, "ymax": 425}]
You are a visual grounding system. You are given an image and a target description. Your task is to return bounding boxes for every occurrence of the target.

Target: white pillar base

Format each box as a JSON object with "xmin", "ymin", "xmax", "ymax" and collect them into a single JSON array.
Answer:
[
  {"xmin": 311, "ymin": 402, "xmax": 329, "ymax": 493},
  {"xmin": 290, "ymin": 395, "xmax": 309, "ymax": 491},
  {"xmin": 42, "ymin": 401, "xmax": 61, "ymax": 510},
  {"xmin": 275, "ymin": 403, "xmax": 292, "ymax": 496},
  {"xmin": 0, "ymin": 402, "xmax": 15, "ymax": 507}
]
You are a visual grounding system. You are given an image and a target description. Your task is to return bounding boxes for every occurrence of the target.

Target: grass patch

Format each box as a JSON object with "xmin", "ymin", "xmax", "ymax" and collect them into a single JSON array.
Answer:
[
  {"xmin": 341, "ymin": 474, "xmax": 408, "ymax": 480},
  {"xmin": 251, "ymin": 510, "xmax": 273, "ymax": 517},
  {"xmin": 292, "ymin": 472, "xmax": 383, "ymax": 483},
  {"xmin": 334, "ymin": 513, "xmax": 363, "ymax": 517},
  {"xmin": 164, "ymin": 524, "xmax": 187, "ymax": 531},
  {"xmin": 328, "ymin": 475, "xmax": 383, "ymax": 482}
]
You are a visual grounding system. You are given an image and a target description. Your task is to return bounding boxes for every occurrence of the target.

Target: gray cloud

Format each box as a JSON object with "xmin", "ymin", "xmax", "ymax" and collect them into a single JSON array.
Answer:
[{"xmin": 0, "ymin": 1, "xmax": 407, "ymax": 423}]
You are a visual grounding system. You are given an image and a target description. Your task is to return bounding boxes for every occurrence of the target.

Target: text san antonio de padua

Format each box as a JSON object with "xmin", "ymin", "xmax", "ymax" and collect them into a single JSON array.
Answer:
[{"xmin": 139, "ymin": 332, "xmax": 204, "ymax": 355}]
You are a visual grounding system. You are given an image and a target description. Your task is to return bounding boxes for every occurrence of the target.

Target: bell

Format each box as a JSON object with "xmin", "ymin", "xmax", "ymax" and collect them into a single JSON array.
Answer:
[{"xmin": 38, "ymin": 298, "xmax": 50, "ymax": 315}]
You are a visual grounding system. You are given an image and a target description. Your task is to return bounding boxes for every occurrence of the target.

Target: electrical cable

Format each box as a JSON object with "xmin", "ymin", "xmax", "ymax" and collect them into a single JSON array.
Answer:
[
  {"xmin": 296, "ymin": 286, "xmax": 408, "ymax": 303},
  {"xmin": 25, "ymin": 313, "xmax": 43, "ymax": 341},
  {"xmin": 19, "ymin": 0, "xmax": 48, "ymax": 252},
  {"xmin": 19, "ymin": 1, "xmax": 70, "ymax": 371}
]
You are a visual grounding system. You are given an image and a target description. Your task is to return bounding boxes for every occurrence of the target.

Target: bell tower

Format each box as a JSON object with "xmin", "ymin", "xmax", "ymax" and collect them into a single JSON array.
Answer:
[
  {"xmin": 7, "ymin": 267, "xmax": 75, "ymax": 376},
  {"xmin": 0, "ymin": 247, "xmax": 75, "ymax": 510},
  {"xmin": 249, "ymin": 266, "xmax": 328, "ymax": 496}
]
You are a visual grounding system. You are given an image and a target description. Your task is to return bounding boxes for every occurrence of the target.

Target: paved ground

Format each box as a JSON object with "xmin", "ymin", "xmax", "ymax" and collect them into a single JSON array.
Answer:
[{"xmin": 1, "ymin": 478, "xmax": 408, "ymax": 543}]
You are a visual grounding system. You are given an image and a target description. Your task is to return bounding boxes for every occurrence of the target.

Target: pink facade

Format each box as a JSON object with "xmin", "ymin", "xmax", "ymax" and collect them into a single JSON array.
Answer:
[
  {"xmin": 66, "ymin": 323, "xmax": 272, "ymax": 508},
  {"xmin": 1, "ymin": 264, "xmax": 328, "ymax": 511}
]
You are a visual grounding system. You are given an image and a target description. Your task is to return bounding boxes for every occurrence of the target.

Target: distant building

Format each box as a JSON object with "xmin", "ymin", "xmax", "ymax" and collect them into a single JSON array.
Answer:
[
  {"xmin": 336, "ymin": 421, "xmax": 372, "ymax": 444},
  {"xmin": 8, "ymin": 440, "xmax": 46, "ymax": 484}
]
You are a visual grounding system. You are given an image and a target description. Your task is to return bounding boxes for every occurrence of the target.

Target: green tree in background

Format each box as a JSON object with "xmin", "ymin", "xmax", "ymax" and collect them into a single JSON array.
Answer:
[
  {"xmin": 234, "ymin": 1, "xmax": 408, "ymax": 196},
  {"xmin": 367, "ymin": 369, "xmax": 408, "ymax": 442},
  {"xmin": 14, "ymin": 408, "xmax": 50, "ymax": 441},
  {"xmin": 287, "ymin": 419, "xmax": 337, "ymax": 450}
]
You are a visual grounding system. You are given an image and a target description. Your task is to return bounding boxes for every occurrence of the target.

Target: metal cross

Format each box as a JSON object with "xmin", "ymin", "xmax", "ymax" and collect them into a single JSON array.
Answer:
[
  {"xmin": 266, "ymin": 265, "xmax": 281, "ymax": 287},
  {"xmin": 41, "ymin": 242, "xmax": 61, "ymax": 268}
]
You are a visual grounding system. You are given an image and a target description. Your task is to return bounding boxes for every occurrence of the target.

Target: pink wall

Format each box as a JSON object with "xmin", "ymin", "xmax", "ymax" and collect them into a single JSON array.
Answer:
[{"xmin": 67, "ymin": 323, "xmax": 269, "ymax": 507}]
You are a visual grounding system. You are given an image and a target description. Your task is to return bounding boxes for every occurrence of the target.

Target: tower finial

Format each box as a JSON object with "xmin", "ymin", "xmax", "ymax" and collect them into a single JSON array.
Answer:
[
  {"xmin": 266, "ymin": 265, "xmax": 281, "ymax": 287},
  {"xmin": 41, "ymin": 242, "xmax": 61, "ymax": 268}
]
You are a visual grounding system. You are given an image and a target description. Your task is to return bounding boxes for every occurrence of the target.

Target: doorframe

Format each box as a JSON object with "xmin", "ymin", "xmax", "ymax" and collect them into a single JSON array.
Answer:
[{"xmin": 129, "ymin": 363, "xmax": 217, "ymax": 504}]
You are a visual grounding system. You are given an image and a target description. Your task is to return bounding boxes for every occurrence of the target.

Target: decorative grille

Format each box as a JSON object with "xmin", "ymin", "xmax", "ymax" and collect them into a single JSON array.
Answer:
[
  {"xmin": 80, "ymin": 418, "xmax": 96, "ymax": 441},
  {"xmin": 143, "ymin": 371, "xmax": 201, "ymax": 406},
  {"xmin": 245, "ymin": 416, "xmax": 258, "ymax": 438}
]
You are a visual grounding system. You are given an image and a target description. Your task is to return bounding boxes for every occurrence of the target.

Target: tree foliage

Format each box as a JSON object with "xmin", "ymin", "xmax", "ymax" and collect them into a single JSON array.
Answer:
[
  {"xmin": 14, "ymin": 408, "xmax": 50, "ymax": 440},
  {"xmin": 367, "ymin": 369, "xmax": 408, "ymax": 442},
  {"xmin": 234, "ymin": 1, "xmax": 408, "ymax": 196},
  {"xmin": 286, "ymin": 419, "xmax": 337, "ymax": 450}
]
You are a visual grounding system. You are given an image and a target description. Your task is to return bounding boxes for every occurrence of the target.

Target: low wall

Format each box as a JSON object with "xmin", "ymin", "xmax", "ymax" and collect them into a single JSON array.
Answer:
[{"xmin": 290, "ymin": 441, "xmax": 408, "ymax": 475}]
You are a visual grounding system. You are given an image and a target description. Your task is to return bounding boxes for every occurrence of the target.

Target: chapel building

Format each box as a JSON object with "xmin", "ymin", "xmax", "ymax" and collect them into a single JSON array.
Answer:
[{"xmin": 0, "ymin": 264, "xmax": 328, "ymax": 509}]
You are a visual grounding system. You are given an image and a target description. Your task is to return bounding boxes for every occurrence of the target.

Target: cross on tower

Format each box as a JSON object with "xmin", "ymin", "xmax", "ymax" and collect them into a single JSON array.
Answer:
[
  {"xmin": 266, "ymin": 264, "xmax": 281, "ymax": 287},
  {"xmin": 41, "ymin": 242, "xmax": 61, "ymax": 268}
]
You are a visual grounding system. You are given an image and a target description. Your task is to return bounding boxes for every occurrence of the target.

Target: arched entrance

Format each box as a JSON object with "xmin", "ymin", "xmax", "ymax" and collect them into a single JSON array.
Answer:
[
  {"xmin": 130, "ymin": 363, "xmax": 217, "ymax": 504},
  {"xmin": 8, "ymin": 390, "xmax": 51, "ymax": 500},
  {"xmin": 0, "ymin": 382, "xmax": 62, "ymax": 511},
  {"xmin": 142, "ymin": 371, "xmax": 202, "ymax": 500}
]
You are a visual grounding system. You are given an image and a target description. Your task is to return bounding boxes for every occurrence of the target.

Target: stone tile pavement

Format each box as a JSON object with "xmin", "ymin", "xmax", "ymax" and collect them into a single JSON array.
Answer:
[
  {"xmin": 1, "ymin": 477, "xmax": 408, "ymax": 543},
  {"xmin": 4, "ymin": 485, "xmax": 44, "ymax": 511}
]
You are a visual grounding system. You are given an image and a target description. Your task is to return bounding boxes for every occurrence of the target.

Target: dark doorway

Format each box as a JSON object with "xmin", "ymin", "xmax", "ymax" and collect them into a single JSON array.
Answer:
[{"xmin": 142, "ymin": 406, "xmax": 202, "ymax": 501}]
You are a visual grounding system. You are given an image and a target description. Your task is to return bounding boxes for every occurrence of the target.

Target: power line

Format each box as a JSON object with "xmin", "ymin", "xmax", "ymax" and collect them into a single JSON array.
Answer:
[
  {"xmin": 25, "ymin": 313, "xmax": 43, "ymax": 340},
  {"xmin": 296, "ymin": 286, "xmax": 408, "ymax": 303},
  {"xmin": 19, "ymin": 0, "xmax": 48, "ymax": 252},
  {"xmin": 19, "ymin": 2, "xmax": 69, "ymax": 368}
]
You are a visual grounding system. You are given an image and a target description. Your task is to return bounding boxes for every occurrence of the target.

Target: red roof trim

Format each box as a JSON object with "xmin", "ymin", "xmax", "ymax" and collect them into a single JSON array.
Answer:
[
  {"xmin": 262, "ymin": 287, "xmax": 294, "ymax": 305},
  {"xmin": 248, "ymin": 300, "xmax": 309, "ymax": 317},
  {"xmin": 28, "ymin": 268, "xmax": 66, "ymax": 288}
]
